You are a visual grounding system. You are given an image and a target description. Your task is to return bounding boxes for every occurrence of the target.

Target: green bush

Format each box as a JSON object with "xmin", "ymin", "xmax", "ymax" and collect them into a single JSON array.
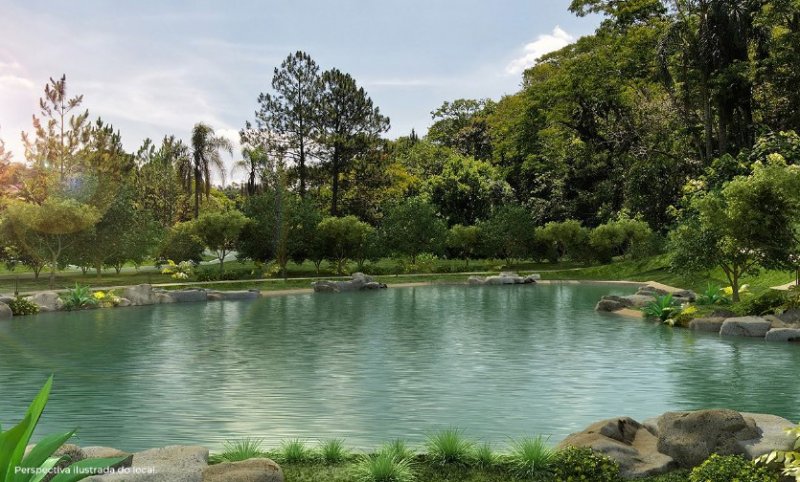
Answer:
[
  {"xmin": 353, "ymin": 452, "xmax": 414, "ymax": 482},
  {"xmin": 159, "ymin": 221, "xmax": 204, "ymax": 263},
  {"xmin": 276, "ymin": 439, "xmax": 314, "ymax": 464},
  {"xmin": 737, "ymin": 290, "xmax": 787, "ymax": 316},
  {"xmin": 473, "ymin": 442, "xmax": 496, "ymax": 469},
  {"xmin": 507, "ymin": 435, "xmax": 555, "ymax": 478},
  {"xmin": 380, "ymin": 439, "xmax": 415, "ymax": 463},
  {"xmin": 195, "ymin": 266, "xmax": 259, "ymax": 282},
  {"xmin": 550, "ymin": 446, "xmax": 621, "ymax": 482},
  {"xmin": 537, "ymin": 220, "xmax": 591, "ymax": 263},
  {"xmin": 320, "ymin": 438, "xmax": 351, "ymax": 464},
  {"xmin": 62, "ymin": 283, "xmax": 98, "ymax": 311},
  {"xmin": 8, "ymin": 296, "xmax": 39, "ymax": 316},
  {"xmin": 689, "ymin": 454, "xmax": 779, "ymax": 482},
  {"xmin": 641, "ymin": 294, "xmax": 678, "ymax": 322},
  {"xmin": 424, "ymin": 427, "xmax": 474, "ymax": 465}
]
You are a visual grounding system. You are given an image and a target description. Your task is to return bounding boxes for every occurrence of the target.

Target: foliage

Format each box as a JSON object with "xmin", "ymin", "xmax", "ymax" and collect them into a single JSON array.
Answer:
[
  {"xmin": 550, "ymin": 446, "xmax": 621, "ymax": 482},
  {"xmin": 320, "ymin": 439, "xmax": 351, "ymax": 465},
  {"xmin": 424, "ymin": 428, "xmax": 474, "ymax": 466},
  {"xmin": 472, "ymin": 443, "xmax": 496, "ymax": 469},
  {"xmin": 381, "ymin": 197, "xmax": 447, "ymax": 264},
  {"xmin": 641, "ymin": 294, "xmax": 678, "ymax": 322},
  {"xmin": 478, "ymin": 204, "xmax": 536, "ymax": 264},
  {"xmin": 61, "ymin": 283, "xmax": 97, "ymax": 311},
  {"xmin": 277, "ymin": 439, "xmax": 314, "ymax": 464},
  {"xmin": 187, "ymin": 123, "xmax": 233, "ymax": 218},
  {"xmin": 696, "ymin": 284, "xmax": 730, "ymax": 306},
  {"xmin": 209, "ymin": 438, "xmax": 266, "ymax": 464},
  {"xmin": 666, "ymin": 305, "xmax": 697, "ymax": 328},
  {"xmin": 160, "ymin": 260, "xmax": 194, "ymax": 280},
  {"xmin": 446, "ymin": 225, "xmax": 482, "ymax": 266},
  {"xmin": 589, "ymin": 216, "xmax": 654, "ymax": 263},
  {"xmin": 92, "ymin": 290, "xmax": 121, "ymax": 308},
  {"xmin": 537, "ymin": 220, "xmax": 590, "ymax": 263},
  {"xmin": 507, "ymin": 436, "xmax": 555, "ymax": 478},
  {"xmin": 159, "ymin": 222, "xmax": 204, "ymax": 264},
  {"xmin": 352, "ymin": 453, "xmax": 415, "ymax": 482},
  {"xmin": 7, "ymin": 297, "xmax": 39, "ymax": 316},
  {"xmin": 736, "ymin": 290, "xmax": 788, "ymax": 317},
  {"xmin": 194, "ymin": 266, "xmax": 258, "ymax": 282},
  {"xmin": 317, "ymin": 216, "xmax": 375, "ymax": 274},
  {"xmin": 0, "ymin": 376, "xmax": 125, "ymax": 481},
  {"xmin": 690, "ymin": 454, "xmax": 779, "ymax": 482},
  {"xmin": 756, "ymin": 422, "xmax": 800, "ymax": 481},
  {"xmin": 380, "ymin": 440, "xmax": 415, "ymax": 463},
  {"xmin": 193, "ymin": 210, "xmax": 249, "ymax": 273}
]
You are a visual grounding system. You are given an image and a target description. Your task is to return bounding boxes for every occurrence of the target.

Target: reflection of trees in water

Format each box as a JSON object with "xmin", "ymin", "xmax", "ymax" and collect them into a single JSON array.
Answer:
[{"xmin": 666, "ymin": 337, "xmax": 800, "ymax": 420}]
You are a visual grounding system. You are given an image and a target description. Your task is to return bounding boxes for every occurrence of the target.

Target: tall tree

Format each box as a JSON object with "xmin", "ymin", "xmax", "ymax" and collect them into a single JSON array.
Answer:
[
  {"xmin": 256, "ymin": 51, "xmax": 321, "ymax": 198},
  {"xmin": 189, "ymin": 123, "xmax": 233, "ymax": 218},
  {"xmin": 317, "ymin": 68, "xmax": 389, "ymax": 215},
  {"xmin": 136, "ymin": 135, "xmax": 191, "ymax": 227}
]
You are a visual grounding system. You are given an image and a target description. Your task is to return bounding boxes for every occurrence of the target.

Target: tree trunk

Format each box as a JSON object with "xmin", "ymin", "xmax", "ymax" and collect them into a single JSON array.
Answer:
[
  {"xmin": 96, "ymin": 264, "xmax": 102, "ymax": 279},
  {"xmin": 331, "ymin": 149, "xmax": 340, "ymax": 216},
  {"xmin": 194, "ymin": 168, "xmax": 201, "ymax": 219},
  {"xmin": 218, "ymin": 251, "xmax": 225, "ymax": 274},
  {"xmin": 299, "ymin": 136, "xmax": 307, "ymax": 198},
  {"xmin": 49, "ymin": 255, "xmax": 57, "ymax": 289},
  {"xmin": 701, "ymin": 79, "xmax": 714, "ymax": 162}
]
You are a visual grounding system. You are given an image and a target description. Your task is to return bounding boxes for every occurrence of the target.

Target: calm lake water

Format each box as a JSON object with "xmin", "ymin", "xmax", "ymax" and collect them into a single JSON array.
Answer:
[{"xmin": 1, "ymin": 283, "xmax": 799, "ymax": 452}]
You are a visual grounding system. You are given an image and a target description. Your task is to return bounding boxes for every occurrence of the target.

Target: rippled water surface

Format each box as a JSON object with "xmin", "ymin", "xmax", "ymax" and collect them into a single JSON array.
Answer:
[{"xmin": 2, "ymin": 283, "xmax": 799, "ymax": 451}]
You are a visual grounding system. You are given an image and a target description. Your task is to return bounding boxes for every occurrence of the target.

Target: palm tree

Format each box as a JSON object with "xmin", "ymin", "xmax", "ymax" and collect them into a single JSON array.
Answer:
[
  {"xmin": 232, "ymin": 146, "xmax": 268, "ymax": 196},
  {"xmin": 190, "ymin": 123, "xmax": 233, "ymax": 218}
]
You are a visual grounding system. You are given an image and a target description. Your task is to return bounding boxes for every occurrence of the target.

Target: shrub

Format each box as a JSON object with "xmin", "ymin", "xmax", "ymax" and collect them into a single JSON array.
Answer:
[
  {"xmin": 62, "ymin": 283, "xmax": 98, "ymax": 311},
  {"xmin": 424, "ymin": 427, "xmax": 474, "ymax": 465},
  {"xmin": 690, "ymin": 454, "xmax": 779, "ymax": 482},
  {"xmin": 537, "ymin": 220, "xmax": 591, "ymax": 263},
  {"xmin": 276, "ymin": 439, "xmax": 314, "ymax": 464},
  {"xmin": 210, "ymin": 438, "xmax": 266, "ymax": 463},
  {"xmin": 194, "ymin": 266, "xmax": 258, "ymax": 282},
  {"xmin": 160, "ymin": 260, "xmax": 194, "ymax": 280},
  {"xmin": 8, "ymin": 296, "xmax": 39, "ymax": 316},
  {"xmin": 380, "ymin": 439, "xmax": 415, "ymax": 463},
  {"xmin": 697, "ymin": 284, "xmax": 731, "ymax": 306},
  {"xmin": 92, "ymin": 290, "xmax": 122, "ymax": 308},
  {"xmin": 353, "ymin": 452, "xmax": 415, "ymax": 482},
  {"xmin": 737, "ymin": 289, "xmax": 787, "ymax": 316},
  {"xmin": 667, "ymin": 305, "xmax": 698, "ymax": 328},
  {"xmin": 756, "ymin": 422, "xmax": 800, "ymax": 481},
  {"xmin": 159, "ymin": 221, "xmax": 204, "ymax": 263},
  {"xmin": 589, "ymin": 216, "xmax": 654, "ymax": 263},
  {"xmin": 785, "ymin": 285, "xmax": 800, "ymax": 311},
  {"xmin": 507, "ymin": 435, "xmax": 555, "ymax": 478},
  {"xmin": 320, "ymin": 438, "xmax": 350, "ymax": 464},
  {"xmin": 550, "ymin": 446, "xmax": 621, "ymax": 482},
  {"xmin": 473, "ymin": 442, "xmax": 496, "ymax": 469},
  {"xmin": 641, "ymin": 294, "xmax": 678, "ymax": 322}
]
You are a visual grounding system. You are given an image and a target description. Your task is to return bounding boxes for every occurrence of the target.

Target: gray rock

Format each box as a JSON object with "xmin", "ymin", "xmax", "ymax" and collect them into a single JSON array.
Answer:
[
  {"xmin": 738, "ymin": 413, "xmax": 796, "ymax": 459},
  {"xmin": 558, "ymin": 417, "xmax": 676, "ymax": 478},
  {"xmin": 596, "ymin": 298, "xmax": 627, "ymax": 312},
  {"xmin": 116, "ymin": 298, "xmax": 132, "ymax": 307},
  {"xmin": 0, "ymin": 302, "xmax": 12, "ymax": 319},
  {"xmin": 83, "ymin": 446, "xmax": 132, "ymax": 460},
  {"xmin": 362, "ymin": 282, "xmax": 387, "ymax": 290},
  {"xmin": 720, "ymin": 316, "xmax": 772, "ymax": 337},
  {"xmin": 467, "ymin": 276, "xmax": 485, "ymax": 285},
  {"xmin": 207, "ymin": 290, "xmax": 260, "ymax": 301},
  {"xmin": 201, "ymin": 458, "xmax": 283, "ymax": 482},
  {"xmin": 655, "ymin": 409, "xmax": 760, "ymax": 468},
  {"xmin": 523, "ymin": 274, "xmax": 540, "ymax": 284},
  {"xmin": 673, "ymin": 290, "xmax": 697, "ymax": 302},
  {"xmin": 778, "ymin": 309, "xmax": 800, "ymax": 325},
  {"xmin": 169, "ymin": 290, "xmax": 208, "ymax": 303},
  {"xmin": 121, "ymin": 285, "xmax": 158, "ymax": 306},
  {"xmin": 312, "ymin": 273, "xmax": 379, "ymax": 293},
  {"xmin": 637, "ymin": 286, "xmax": 669, "ymax": 297},
  {"xmin": 27, "ymin": 292, "xmax": 63, "ymax": 312},
  {"xmin": 86, "ymin": 445, "xmax": 208, "ymax": 482},
  {"xmin": 622, "ymin": 294, "xmax": 658, "ymax": 308},
  {"xmin": 765, "ymin": 328, "xmax": 800, "ymax": 342},
  {"xmin": 0, "ymin": 295, "xmax": 14, "ymax": 304},
  {"xmin": 688, "ymin": 317, "xmax": 726, "ymax": 333}
]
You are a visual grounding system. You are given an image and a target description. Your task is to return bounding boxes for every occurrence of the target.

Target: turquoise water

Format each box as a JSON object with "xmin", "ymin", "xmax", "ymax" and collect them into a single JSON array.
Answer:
[{"xmin": 1, "ymin": 284, "xmax": 799, "ymax": 452}]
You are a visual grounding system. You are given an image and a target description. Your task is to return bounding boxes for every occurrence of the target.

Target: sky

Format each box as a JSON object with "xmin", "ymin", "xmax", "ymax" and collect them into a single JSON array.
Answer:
[{"xmin": 0, "ymin": 0, "xmax": 599, "ymax": 182}]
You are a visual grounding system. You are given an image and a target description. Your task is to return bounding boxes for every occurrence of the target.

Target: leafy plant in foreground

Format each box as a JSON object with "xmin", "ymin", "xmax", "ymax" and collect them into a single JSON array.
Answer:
[
  {"xmin": 353, "ymin": 452, "xmax": 414, "ymax": 482},
  {"xmin": 424, "ymin": 427, "xmax": 474, "ymax": 465},
  {"xmin": 641, "ymin": 294, "xmax": 677, "ymax": 322},
  {"xmin": 61, "ymin": 283, "xmax": 97, "ymax": 311},
  {"xmin": 507, "ymin": 435, "xmax": 555, "ymax": 478},
  {"xmin": 550, "ymin": 446, "xmax": 621, "ymax": 482},
  {"xmin": 320, "ymin": 438, "xmax": 351, "ymax": 464},
  {"xmin": 692, "ymin": 454, "xmax": 778, "ymax": 482},
  {"xmin": 0, "ymin": 376, "xmax": 125, "ymax": 482},
  {"xmin": 756, "ymin": 422, "xmax": 800, "ymax": 481},
  {"xmin": 697, "ymin": 284, "xmax": 730, "ymax": 306},
  {"xmin": 7, "ymin": 297, "xmax": 39, "ymax": 316},
  {"xmin": 209, "ymin": 437, "xmax": 266, "ymax": 463}
]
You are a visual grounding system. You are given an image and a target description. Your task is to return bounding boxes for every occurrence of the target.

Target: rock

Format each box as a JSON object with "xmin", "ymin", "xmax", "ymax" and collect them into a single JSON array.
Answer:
[
  {"xmin": 711, "ymin": 309, "xmax": 738, "ymax": 318},
  {"xmin": 362, "ymin": 282, "xmax": 387, "ymax": 290},
  {"xmin": 83, "ymin": 446, "xmax": 133, "ymax": 464},
  {"xmin": 558, "ymin": 417, "xmax": 676, "ymax": 478},
  {"xmin": 688, "ymin": 317, "xmax": 726, "ymax": 333},
  {"xmin": 0, "ymin": 302, "xmax": 12, "ymax": 319},
  {"xmin": 27, "ymin": 292, "xmax": 64, "ymax": 312},
  {"xmin": 596, "ymin": 298, "xmax": 627, "ymax": 312},
  {"xmin": 201, "ymin": 458, "xmax": 283, "ymax": 482},
  {"xmin": 523, "ymin": 274, "xmax": 540, "ymax": 284},
  {"xmin": 169, "ymin": 289, "xmax": 208, "ymax": 303},
  {"xmin": 637, "ymin": 286, "xmax": 669, "ymax": 297},
  {"xmin": 0, "ymin": 295, "xmax": 14, "ymax": 304},
  {"xmin": 655, "ymin": 409, "xmax": 760, "ymax": 468},
  {"xmin": 764, "ymin": 315, "xmax": 789, "ymax": 328},
  {"xmin": 621, "ymin": 294, "xmax": 658, "ymax": 308},
  {"xmin": 207, "ymin": 290, "xmax": 260, "ymax": 301},
  {"xmin": 720, "ymin": 316, "xmax": 772, "ymax": 337},
  {"xmin": 86, "ymin": 445, "xmax": 208, "ymax": 482},
  {"xmin": 116, "ymin": 298, "xmax": 132, "ymax": 307},
  {"xmin": 310, "ymin": 281, "xmax": 338, "ymax": 293},
  {"xmin": 778, "ymin": 309, "xmax": 800, "ymax": 325},
  {"xmin": 765, "ymin": 328, "xmax": 800, "ymax": 342},
  {"xmin": 737, "ymin": 413, "xmax": 796, "ymax": 459},
  {"xmin": 468, "ymin": 272, "xmax": 534, "ymax": 286},
  {"xmin": 121, "ymin": 285, "xmax": 158, "ymax": 306},
  {"xmin": 312, "ymin": 273, "xmax": 382, "ymax": 293},
  {"xmin": 673, "ymin": 290, "xmax": 697, "ymax": 302}
]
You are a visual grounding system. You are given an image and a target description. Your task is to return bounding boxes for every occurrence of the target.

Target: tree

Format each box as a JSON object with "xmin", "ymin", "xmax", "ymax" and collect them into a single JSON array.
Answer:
[
  {"xmin": 428, "ymin": 98, "xmax": 493, "ymax": 159},
  {"xmin": 136, "ymin": 136, "xmax": 191, "ymax": 227},
  {"xmin": 671, "ymin": 157, "xmax": 800, "ymax": 301},
  {"xmin": 233, "ymin": 145, "xmax": 268, "ymax": 196},
  {"xmin": 22, "ymin": 75, "xmax": 90, "ymax": 180},
  {"xmin": 317, "ymin": 68, "xmax": 390, "ymax": 216},
  {"xmin": 4, "ymin": 197, "xmax": 100, "ymax": 287},
  {"xmin": 159, "ymin": 221, "xmax": 205, "ymax": 263},
  {"xmin": 478, "ymin": 204, "xmax": 537, "ymax": 265},
  {"xmin": 188, "ymin": 123, "xmax": 232, "ymax": 218},
  {"xmin": 0, "ymin": 136, "xmax": 11, "ymax": 164},
  {"xmin": 446, "ymin": 224, "xmax": 482, "ymax": 267},
  {"xmin": 537, "ymin": 220, "xmax": 591, "ymax": 262},
  {"xmin": 194, "ymin": 210, "xmax": 248, "ymax": 274},
  {"xmin": 589, "ymin": 216, "xmax": 653, "ymax": 263},
  {"xmin": 255, "ymin": 51, "xmax": 321, "ymax": 198},
  {"xmin": 317, "ymin": 215, "xmax": 374, "ymax": 274},
  {"xmin": 381, "ymin": 197, "xmax": 447, "ymax": 263}
]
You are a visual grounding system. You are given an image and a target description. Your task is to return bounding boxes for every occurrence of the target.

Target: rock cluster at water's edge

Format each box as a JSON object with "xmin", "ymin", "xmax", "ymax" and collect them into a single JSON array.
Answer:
[
  {"xmin": 595, "ymin": 284, "xmax": 696, "ymax": 313},
  {"xmin": 468, "ymin": 272, "xmax": 540, "ymax": 285},
  {"xmin": 311, "ymin": 272, "xmax": 387, "ymax": 293}
]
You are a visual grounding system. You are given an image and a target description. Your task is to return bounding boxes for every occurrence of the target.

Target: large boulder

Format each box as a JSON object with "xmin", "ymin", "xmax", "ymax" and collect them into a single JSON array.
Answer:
[
  {"xmin": 169, "ymin": 289, "xmax": 208, "ymax": 303},
  {"xmin": 720, "ymin": 316, "xmax": 772, "ymax": 337},
  {"xmin": 485, "ymin": 272, "xmax": 524, "ymax": 285},
  {"xmin": 778, "ymin": 309, "xmax": 800, "ymax": 325},
  {"xmin": 596, "ymin": 298, "xmax": 627, "ymax": 312},
  {"xmin": 0, "ymin": 301, "xmax": 12, "ymax": 319},
  {"xmin": 27, "ymin": 292, "xmax": 64, "ymax": 312},
  {"xmin": 654, "ymin": 409, "xmax": 760, "ymax": 468},
  {"xmin": 765, "ymin": 328, "xmax": 800, "ymax": 342},
  {"xmin": 558, "ymin": 417, "xmax": 676, "ymax": 478},
  {"xmin": 688, "ymin": 317, "xmax": 726, "ymax": 333},
  {"xmin": 737, "ymin": 413, "xmax": 796, "ymax": 459},
  {"xmin": 86, "ymin": 445, "xmax": 208, "ymax": 482},
  {"xmin": 121, "ymin": 285, "xmax": 175, "ymax": 306},
  {"xmin": 311, "ymin": 273, "xmax": 385, "ymax": 293},
  {"xmin": 207, "ymin": 290, "xmax": 260, "ymax": 301},
  {"xmin": 83, "ymin": 446, "xmax": 133, "ymax": 468},
  {"xmin": 201, "ymin": 458, "xmax": 283, "ymax": 482}
]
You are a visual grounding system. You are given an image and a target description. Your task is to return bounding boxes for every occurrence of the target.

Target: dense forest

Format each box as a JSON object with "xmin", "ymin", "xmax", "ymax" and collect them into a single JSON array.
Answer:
[{"xmin": 1, "ymin": 0, "xmax": 800, "ymax": 300}]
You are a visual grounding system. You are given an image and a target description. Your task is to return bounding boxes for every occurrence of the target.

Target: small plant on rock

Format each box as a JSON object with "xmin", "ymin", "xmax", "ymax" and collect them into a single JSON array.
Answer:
[
  {"xmin": 61, "ymin": 283, "xmax": 97, "ymax": 311},
  {"xmin": 507, "ymin": 435, "xmax": 555, "ymax": 478},
  {"xmin": 692, "ymin": 454, "xmax": 778, "ymax": 482},
  {"xmin": 641, "ymin": 294, "xmax": 678, "ymax": 322},
  {"xmin": 8, "ymin": 296, "xmax": 39, "ymax": 316},
  {"xmin": 209, "ymin": 437, "xmax": 266, "ymax": 463},
  {"xmin": 353, "ymin": 452, "xmax": 414, "ymax": 482}
]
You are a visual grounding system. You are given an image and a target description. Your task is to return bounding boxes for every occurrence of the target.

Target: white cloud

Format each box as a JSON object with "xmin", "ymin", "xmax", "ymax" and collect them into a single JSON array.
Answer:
[{"xmin": 505, "ymin": 26, "xmax": 574, "ymax": 75}]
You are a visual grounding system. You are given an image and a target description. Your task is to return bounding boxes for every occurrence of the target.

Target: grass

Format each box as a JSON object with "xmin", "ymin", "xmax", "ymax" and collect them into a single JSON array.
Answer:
[
  {"xmin": 473, "ymin": 442, "xmax": 496, "ymax": 469},
  {"xmin": 320, "ymin": 438, "xmax": 351, "ymax": 464},
  {"xmin": 353, "ymin": 453, "xmax": 415, "ymax": 482},
  {"xmin": 208, "ymin": 437, "xmax": 266, "ymax": 463},
  {"xmin": 507, "ymin": 436, "xmax": 556, "ymax": 478},
  {"xmin": 276, "ymin": 439, "xmax": 315, "ymax": 464},
  {"xmin": 424, "ymin": 428, "xmax": 474, "ymax": 465},
  {"xmin": 380, "ymin": 439, "xmax": 416, "ymax": 463}
]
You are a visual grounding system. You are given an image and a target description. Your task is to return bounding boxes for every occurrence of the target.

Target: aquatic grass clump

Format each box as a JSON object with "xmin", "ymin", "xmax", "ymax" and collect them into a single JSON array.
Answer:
[
  {"xmin": 424, "ymin": 427, "xmax": 474, "ymax": 465},
  {"xmin": 277, "ymin": 438, "xmax": 315, "ymax": 463},
  {"xmin": 353, "ymin": 452, "xmax": 415, "ymax": 482},
  {"xmin": 473, "ymin": 442, "xmax": 497, "ymax": 469},
  {"xmin": 210, "ymin": 437, "xmax": 266, "ymax": 463},
  {"xmin": 320, "ymin": 438, "xmax": 351, "ymax": 464},
  {"xmin": 508, "ymin": 435, "xmax": 555, "ymax": 478},
  {"xmin": 380, "ymin": 439, "xmax": 416, "ymax": 462}
]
